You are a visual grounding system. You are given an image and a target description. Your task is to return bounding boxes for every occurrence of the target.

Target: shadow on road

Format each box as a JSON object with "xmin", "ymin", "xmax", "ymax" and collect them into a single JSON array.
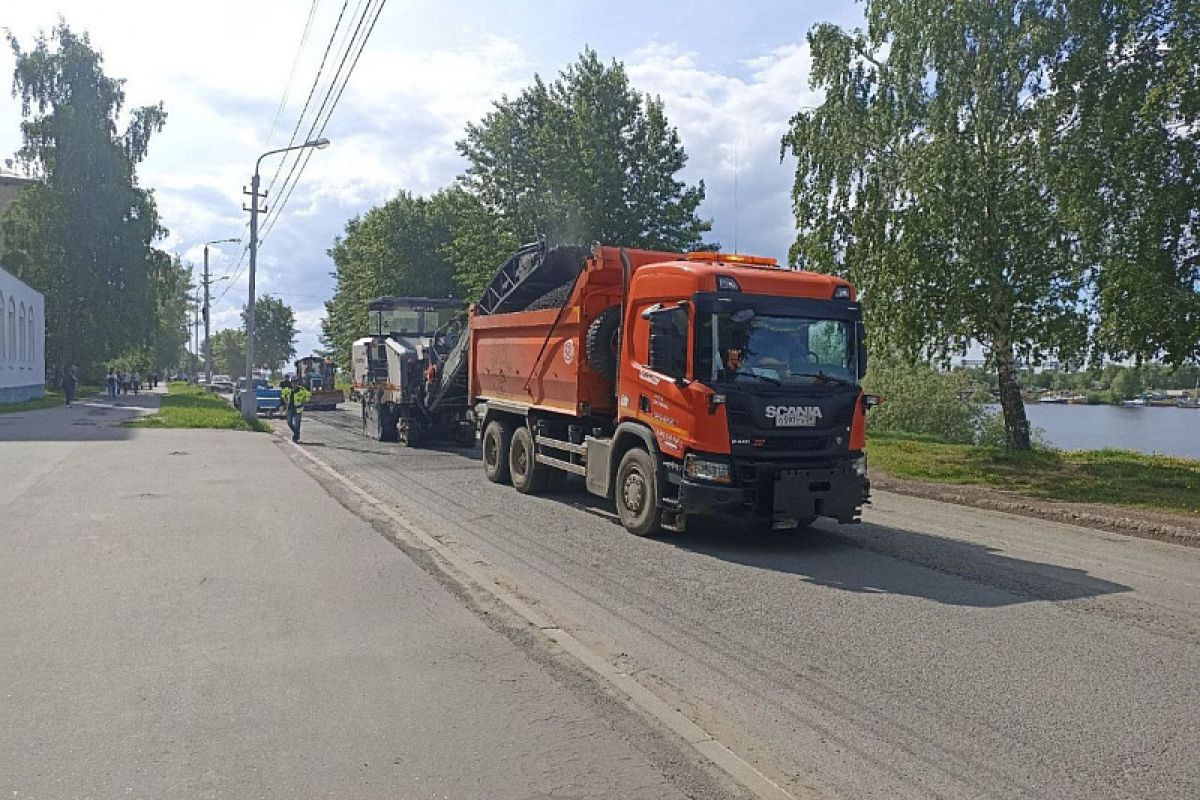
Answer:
[
  {"xmin": 666, "ymin": 517, "xmax": 1131, "ymax": 607},
  {"xmin": 0, "ymin": 392, "xmax": 156, "ymax": 442},
  {"xmin": 533, "ymin": 481, "xmax": 1130, "ymax": 607}
]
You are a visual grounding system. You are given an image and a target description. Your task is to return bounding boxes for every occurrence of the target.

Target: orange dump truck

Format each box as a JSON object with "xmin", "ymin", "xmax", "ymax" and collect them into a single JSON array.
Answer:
[{"xmin": 468, "ymin": 244, "xmax": 872, "ymax": 536}]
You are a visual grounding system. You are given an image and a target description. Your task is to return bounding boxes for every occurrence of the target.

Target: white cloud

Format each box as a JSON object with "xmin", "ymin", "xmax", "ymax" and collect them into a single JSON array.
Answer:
[
  {"xmin": 1, "ymin": 2, "xmax": 852, "ymax": 360},
  {"xmin": 626, "ymin": 42, "xmax": 822, "ymax": 262}
]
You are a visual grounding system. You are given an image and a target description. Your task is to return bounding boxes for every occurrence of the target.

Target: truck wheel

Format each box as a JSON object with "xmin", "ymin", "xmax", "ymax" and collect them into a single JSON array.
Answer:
[
  {"xmin": 482, "ymin": 420, "xmax": 514, "ymax": 484},
  {"xmin": 585, "ymin": 306, "xmax": 621, "ymax": 382},
  {"xmin": 615, "ymin": 448, "xmax": 662, "ymax": 536},
  {"xmin": 509, "ymin": 427, "xmax": 548, "ymax": 494}
]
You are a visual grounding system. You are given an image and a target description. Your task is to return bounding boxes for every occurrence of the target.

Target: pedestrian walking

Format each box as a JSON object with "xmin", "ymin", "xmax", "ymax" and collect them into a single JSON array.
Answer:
[
  {"xmin": 63, "ymin": 367, "xmax": 78, "ymax": 407},
  {"xmin": 132, "ymin": 371, "xmax": 141, "ymax": 395},
  {"xmin": 120, "ymin": 372, "xmax": 129, "ymax": 395},
  {"xmin": 106, "ymin": 368, "xmax": 118, "ymax": 401},
  {"xmin": 279, "ymin": 377, "xmax": 311, "ymax": 443}
]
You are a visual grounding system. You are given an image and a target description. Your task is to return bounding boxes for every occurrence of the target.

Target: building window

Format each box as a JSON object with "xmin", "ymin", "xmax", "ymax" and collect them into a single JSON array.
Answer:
[
  {"xmin": 18, "ymin": 303, "xmax": 25, "ymax": 365},
  {"xmin": 0, "ymin": 291, "xmax": 5, "ymax": 365},
  {"xmin": 7, "ymin": 297, "xmax": 15, "ymax": 364},
  {"xmin": 28, "ymin": 310, "xmax": 35, "ymax": 365},
  {"xmin": 7, "ymin": 297, "xmax": 15, "ymax": 367}
]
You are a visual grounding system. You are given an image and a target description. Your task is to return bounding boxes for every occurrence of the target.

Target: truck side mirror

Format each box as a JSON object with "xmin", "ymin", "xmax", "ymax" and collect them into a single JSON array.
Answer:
[{"xmin": 856, "ymin": 321, "xmax": 868, "ymax": 379}]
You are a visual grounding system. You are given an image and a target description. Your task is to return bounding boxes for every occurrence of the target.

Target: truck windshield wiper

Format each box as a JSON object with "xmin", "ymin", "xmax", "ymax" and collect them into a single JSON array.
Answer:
[
  {"xmin": 794, "ymin": 370, "xmax": 854, "ymax": 387},
  {"xmin": 733, "ymin": 371, "xmax": 782, "ymax": 386}
]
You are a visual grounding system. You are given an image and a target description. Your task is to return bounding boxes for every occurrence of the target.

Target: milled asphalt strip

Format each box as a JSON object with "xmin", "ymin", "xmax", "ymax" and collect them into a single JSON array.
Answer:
[{"xmin": 285, "ymin": 437, "xmax": 807, "ymax": 800}]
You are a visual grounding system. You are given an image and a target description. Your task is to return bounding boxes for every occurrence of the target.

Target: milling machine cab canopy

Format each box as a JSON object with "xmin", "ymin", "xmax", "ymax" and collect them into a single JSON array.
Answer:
[
  {"xmin": 367, "ymin": 296, "xmax": 464, "ymax": 339},
  {"xmin": 353, "ymin": 297, "xmax": 466, "ymax": 399}
]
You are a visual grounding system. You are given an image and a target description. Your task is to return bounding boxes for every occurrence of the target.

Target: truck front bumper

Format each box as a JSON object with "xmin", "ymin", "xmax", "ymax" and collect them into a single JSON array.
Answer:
[
  {"xmin": 677, "ymin": 480, "xmax": 746, "ymax": 515},
  {"xmin": 677, "ymin": 459, "xmax": 870, "ymax": 525}
]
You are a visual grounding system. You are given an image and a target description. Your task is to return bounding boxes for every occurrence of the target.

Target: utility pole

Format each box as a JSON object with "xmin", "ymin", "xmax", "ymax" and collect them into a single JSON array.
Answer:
[
  {"xmin": 242, "ymin": 137, "xmax": 329, "ymax": 423},
  {"xmin": 192, "ymin": 286, "xmax": 201, "ymax": 378},
  {"xmin": 242, "ymin": 174, "xmax": 265, "ymax": 396}
]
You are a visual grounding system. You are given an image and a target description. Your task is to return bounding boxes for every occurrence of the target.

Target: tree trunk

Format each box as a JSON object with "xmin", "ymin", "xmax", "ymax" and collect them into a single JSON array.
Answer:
[{"xmin": 993, "ymin": 342, "xmax": 1032, "ymax": 450}]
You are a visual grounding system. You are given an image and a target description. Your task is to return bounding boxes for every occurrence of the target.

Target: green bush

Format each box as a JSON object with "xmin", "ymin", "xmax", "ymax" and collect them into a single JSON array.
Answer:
[
  {"xmin": 976, "ymin": 409, "xmax": 1050, "ymax": 450},
  {"xmin": 864, "ymin": 359, "xmax": 983, "ymax": 444}
]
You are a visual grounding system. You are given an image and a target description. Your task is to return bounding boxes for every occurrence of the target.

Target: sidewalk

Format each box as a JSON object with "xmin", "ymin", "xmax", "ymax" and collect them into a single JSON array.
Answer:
[
  {"xmin": 0, "ymin": 386, "xmax": 160, "ymax": 442},
  {"xmin": 0, "ymin": 414, "xmax": 699, "ymax": 798}
]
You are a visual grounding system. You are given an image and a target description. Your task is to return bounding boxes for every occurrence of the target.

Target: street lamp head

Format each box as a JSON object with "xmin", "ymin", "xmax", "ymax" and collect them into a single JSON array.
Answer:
[{"xmin": 306, "ymin": 137, "xmax": 331, "ymax": 150}]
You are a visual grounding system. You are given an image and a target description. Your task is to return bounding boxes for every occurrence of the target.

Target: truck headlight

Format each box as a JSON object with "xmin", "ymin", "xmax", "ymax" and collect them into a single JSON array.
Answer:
[
  {"xmin": 684, "ymin": 454, "xmax": 733, "ymax": 484},
  {"xmin": 850, "ymin": 455, "xmax": 867, "ymax": 477}
]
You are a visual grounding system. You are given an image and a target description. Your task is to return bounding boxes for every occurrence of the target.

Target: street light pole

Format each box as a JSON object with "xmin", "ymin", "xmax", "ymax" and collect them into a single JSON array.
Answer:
[
  {"xmin": 242, "ymin": 137, "xmax": 330, "ymax": 422},
  {"xmin": 202, "ymin": 238, "xmax": 240, "ymax": 385}
]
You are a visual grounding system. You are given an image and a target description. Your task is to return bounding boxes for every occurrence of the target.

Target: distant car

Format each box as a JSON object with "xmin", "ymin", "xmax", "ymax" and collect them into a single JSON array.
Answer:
[
  {"xmin": 209, "ymin": 374, "xmax": 235, "ymax": 393},
  {"xmin": 233, "ymin": 378, "xmax": 282, "ymax": 415}
]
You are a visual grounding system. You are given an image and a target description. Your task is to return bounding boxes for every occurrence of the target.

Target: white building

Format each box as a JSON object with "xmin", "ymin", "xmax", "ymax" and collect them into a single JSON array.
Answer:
[{"xmin": 0, "ymin": 265, "xmax": 45, "ymax": 403}]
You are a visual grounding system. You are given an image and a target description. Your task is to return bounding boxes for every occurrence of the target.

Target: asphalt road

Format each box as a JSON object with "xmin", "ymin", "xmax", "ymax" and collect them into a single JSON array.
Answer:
[
  {"xmin": 0, "ymin": 399, "xmax": 730, "ymax": 800},
  {"xmin": 290, "ymin": 405, "xmax": 1200, "ymax": 800}
]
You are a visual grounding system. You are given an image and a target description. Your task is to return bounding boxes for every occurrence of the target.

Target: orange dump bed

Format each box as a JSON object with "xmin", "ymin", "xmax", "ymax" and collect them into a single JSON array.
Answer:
[{"xmin": 470, "ymin": 305, "xmax": 606, "ymax": 417}]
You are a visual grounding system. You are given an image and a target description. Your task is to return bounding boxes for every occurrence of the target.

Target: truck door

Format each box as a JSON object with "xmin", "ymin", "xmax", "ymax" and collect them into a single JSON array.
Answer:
[{"xmin": 628, "ymin": 303, "xmax": 694, "ymax": 460}]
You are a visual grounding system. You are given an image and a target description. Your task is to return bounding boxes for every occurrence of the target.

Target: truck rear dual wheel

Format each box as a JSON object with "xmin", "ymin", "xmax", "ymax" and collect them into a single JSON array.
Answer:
[
  {"xmin": 615, "ymin": 448, "xmax": 663, "ymax": 537},
  {"xmin": 482, "ymin": 420, "xmax": 514, "ymax": 484},
  {"xmin": 509, "ymin": 427, "xmax": 549, "ymax": 494}
]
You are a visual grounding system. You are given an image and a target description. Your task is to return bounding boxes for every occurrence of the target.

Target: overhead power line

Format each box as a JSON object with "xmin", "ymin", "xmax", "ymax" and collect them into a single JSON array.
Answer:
[
  {"xmin": 214, "ymin": 0, "xmax": 359, "ymax": 308},
  {"xmin": 258, "ymin": 0, "xmax": 386, "ymax": 244},
  {"xmin": 261, "ymin": 0, "xmax": 353, "ymax": 201},
  {"xmin": 264, "ymin": 0, "xmax": 322, "ymax": 150}
]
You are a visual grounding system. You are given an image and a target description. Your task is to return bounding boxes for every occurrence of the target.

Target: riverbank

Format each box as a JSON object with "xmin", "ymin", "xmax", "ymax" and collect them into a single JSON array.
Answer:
[{"xmin": 870, "ymin": 434, "xmax": 1200, "ymax": 545}]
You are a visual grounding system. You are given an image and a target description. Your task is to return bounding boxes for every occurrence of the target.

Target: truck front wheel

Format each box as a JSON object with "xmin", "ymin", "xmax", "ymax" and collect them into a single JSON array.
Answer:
[
  {"xmin": 615, "ymin": 448, "xmax": 663, "ymax": 536},
  {"xmin": 509, "ymin": 427, "xmax": 548, "ymax": 494},
  {"xmin": 482, "ymin": 420, "xmax": 514, "ymax": 484}
]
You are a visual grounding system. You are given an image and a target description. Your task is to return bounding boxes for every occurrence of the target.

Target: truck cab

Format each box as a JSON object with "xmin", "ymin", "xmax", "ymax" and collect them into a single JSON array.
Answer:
[{"xmin": 617, "ymin": 253, "xmax": 869, "ymax": 531}]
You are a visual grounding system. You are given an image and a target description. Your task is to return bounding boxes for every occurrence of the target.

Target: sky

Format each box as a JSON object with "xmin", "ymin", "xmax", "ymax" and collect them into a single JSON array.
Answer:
[{"xmin": 0, "ymin": 0, "xmax": 866, "ymax": 359}]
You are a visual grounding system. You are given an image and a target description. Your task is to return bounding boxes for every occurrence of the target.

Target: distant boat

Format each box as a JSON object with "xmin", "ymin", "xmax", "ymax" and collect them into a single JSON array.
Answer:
[
  {"xmin": 1123, "ymin": 397, "xmax": 1149, "ymax": 407},
  {"xmin": 1178, "ymin": 397, "xmax": 1200, "ymax": 409},
  {"xmin": 1038, "ymin": 395, "xmax": 1068, "ymax": 404}
]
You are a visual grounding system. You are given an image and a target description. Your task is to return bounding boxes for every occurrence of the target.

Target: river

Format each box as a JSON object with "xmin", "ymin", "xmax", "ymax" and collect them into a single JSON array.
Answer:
[{"xmin": 1006, "ymin": 403, "xmax": 1200, "ymax": 459}]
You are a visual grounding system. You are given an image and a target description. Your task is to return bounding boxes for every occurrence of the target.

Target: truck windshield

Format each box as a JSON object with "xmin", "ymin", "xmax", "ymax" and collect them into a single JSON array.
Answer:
[{"xmin": 696, "ymin": 311, "xmax": 857, "ymax": 387}]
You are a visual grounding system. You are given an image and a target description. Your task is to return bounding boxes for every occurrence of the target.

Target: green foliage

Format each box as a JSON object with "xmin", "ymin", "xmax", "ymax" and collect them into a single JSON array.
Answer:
[
  {"xmin": 207, "ymin": 328, "xmax": 246, "ymax": 380},
  {"xmin": 2, "ymin": 23, "xmax": 171, "ymax": 382},
  {"xmin": 864, "ymin": 359, "xmax": 983, "ymax": 444},
  {"xmin": 785, "ymin": 1, "xmax": 1200, "ymax": 448},
  {"xmin": 1049, "ymin": 0, "xmax": 1200, "ymax": 363},
  {"xmin": 452, "ymin": 47, "xmax": 710, "ymax": 290},
  {"xmin": 976, "ymin": 410, "xmax": 1048, "ymax": 450},
  {"xmin": 243, "ymin": 294, "xmax": 296, "ymax": 372},
  {"xmin": 783, "ymin": 1, "xmax": 1095, "ymax": 450},
  {"xmin": 1109, "ymin": 367, "xmax": 1144, "ymax": 401},
  {"xmin": 321, "ymin": 189, "xmax": 466, "ymax": 366},
  {"xmin": 126, "ymin": 382, "xmax": 268, "ymax": 431}
]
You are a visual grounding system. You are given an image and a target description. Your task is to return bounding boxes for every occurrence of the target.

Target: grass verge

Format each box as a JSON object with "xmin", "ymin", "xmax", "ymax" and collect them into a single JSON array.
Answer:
[
  {"xmin": 870, "ymin": 433, "xmax": 1200, "ymax": 516},
  {"xmin": 0, "ymin": 385, "xmax": 102, "ymax": 413},
  {"xmin": 125, "ymin": 381, "xmax": 270, "ymax": 432}
]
